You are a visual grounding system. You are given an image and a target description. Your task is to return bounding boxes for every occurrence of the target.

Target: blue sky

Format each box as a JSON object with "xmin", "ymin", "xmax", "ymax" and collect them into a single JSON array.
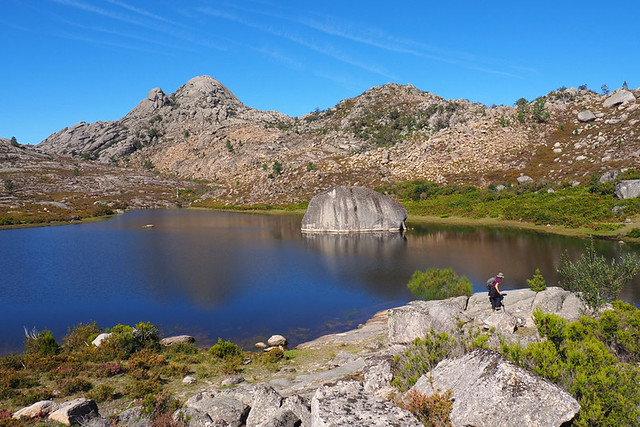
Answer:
[{"xmin": 1, "ymin": 0, "xmax": 638, "ymax": 145}]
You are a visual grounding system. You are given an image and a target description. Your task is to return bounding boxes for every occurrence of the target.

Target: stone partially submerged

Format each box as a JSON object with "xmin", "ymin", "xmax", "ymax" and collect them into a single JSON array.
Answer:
[
  {"xmin": 301, "ymin": 186, "xmax": 407, "ymax": 233},
  {"xmin": 407, "ymin": 350, "xmax": 580, "ymax": 427}
]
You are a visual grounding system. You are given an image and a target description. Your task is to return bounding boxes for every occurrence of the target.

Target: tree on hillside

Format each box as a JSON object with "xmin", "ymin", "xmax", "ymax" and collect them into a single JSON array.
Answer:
[
  {"xmin": 10, "ymin": 136, "xmax": 19, "ymax": 147},
  {"xmin": 514, "ymin": 98, "xmax": 529, "ymax": 123},
  {"xmin": 578, "ymin": 84, "xmax": 588, "ymax": 90},
  {"xmin": 3, "ymin": 179, "xmax": 14, "ymax": 192},
  {"xmin": 622, "ymin": 81, "xmax": 629, "ymax": 89},
  {"xmin": 514, "ymin": 98, "xmax": 528, "ymax": 107},
  {"xmin": 532, "ymin": 98, "xmax": 550, "ymax": 123},
  {"xmin": 601, "ymin": 84, "xmax": 610, "ymax": 95},
  {"xmin": 557, "ymin": 86, "xmax": 568, "ymax": 104}
]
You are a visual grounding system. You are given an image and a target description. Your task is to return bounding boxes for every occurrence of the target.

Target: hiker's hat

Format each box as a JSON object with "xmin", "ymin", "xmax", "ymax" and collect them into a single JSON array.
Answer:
[{"xmin": 497, "ymin": 272, "xmax": 504, "ymax": 278}]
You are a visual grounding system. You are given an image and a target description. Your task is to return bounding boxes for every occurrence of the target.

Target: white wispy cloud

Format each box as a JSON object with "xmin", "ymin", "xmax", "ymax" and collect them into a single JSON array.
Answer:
[
  {"xmin": 55, "ymin": 29, "xmax": 173, "ymax": 56},
  {"xmin": 197, "ymin": 7, "xmax": 394, "ymax": 79},
  {"xmin": 103, "ymin": 0, "xmax": 175, "ymax": 24},
  {"xmin": 48, "ymin": 0, "xmax": 228, "ymax": 52},
  {"xmin": 214, "ymin": 2, "xmax": 526, "ymax": 78},
  {"xmin": 51, "ymin": 0, "xmax": 142, "ymax": 27},
  {"xmin": 57, "ymin": 17, "xmax": 200, "ymax": 54}
]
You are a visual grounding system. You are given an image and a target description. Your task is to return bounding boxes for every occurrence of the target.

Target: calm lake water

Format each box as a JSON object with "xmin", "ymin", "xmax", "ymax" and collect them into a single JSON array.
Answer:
[{"xmin": 1, "ymin": 209, "xmax": 639, "ymax": 356}]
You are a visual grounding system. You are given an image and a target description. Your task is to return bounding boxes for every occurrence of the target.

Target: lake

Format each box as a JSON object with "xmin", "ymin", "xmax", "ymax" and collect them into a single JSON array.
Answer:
[{"xmin": 1, "ymin": 209, "xmax": 639, "ymax": 356}]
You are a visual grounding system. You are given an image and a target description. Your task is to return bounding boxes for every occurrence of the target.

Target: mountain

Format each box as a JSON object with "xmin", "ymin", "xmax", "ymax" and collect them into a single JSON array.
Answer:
[
  {"xmin": 37, "ymin": 77, "xmax": 640, "ymax": 205},
  {"xmin": 0, "ymin": 137, "xmax": 195, "ymax": 225}
]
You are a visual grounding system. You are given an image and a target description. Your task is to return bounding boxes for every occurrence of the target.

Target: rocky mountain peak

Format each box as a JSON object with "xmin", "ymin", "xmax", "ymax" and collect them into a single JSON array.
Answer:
[{"xmin": 174, "ymin": 75, "xmax": 242, "ymax": 108}]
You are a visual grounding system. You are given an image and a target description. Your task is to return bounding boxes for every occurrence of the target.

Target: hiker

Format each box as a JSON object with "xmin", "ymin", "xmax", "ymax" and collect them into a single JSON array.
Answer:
[{"xmin": 487, "ymin": 272, "xmax": 504, "ymax": 311}]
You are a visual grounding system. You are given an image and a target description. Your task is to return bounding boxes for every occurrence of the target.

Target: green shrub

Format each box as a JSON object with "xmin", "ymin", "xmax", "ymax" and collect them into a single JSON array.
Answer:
[
  {"xmin": 588, "ymin": 174, "xmax": 615, "ymax": 195},
  {"xmin": 407, "ymin": 267, "xmax": 472, "ymax": 301},
  {"xmin": 208, "ymin": 338, "xmax": 243, "ymax": 360},
  {"xmin": 164, "ymin": 342, "xmax": 199, "ymax": 355},
  {"xmin": 3, "ymin": 179, "xmax": 14, "ymax": 192},
  {"xmin": 141, "ymin": 392, "xmax": 182, "ymax": 421},
  {"xmin": 253, "ymin": 348, "xmax": 284, "ymax": 371},
  {"xmin": 526, "ymin": 268, "xmax": 547, "ymax": 292},
  {"xmin": 102, "ymin": 322, "xmax": 160, "ymax": 358},
  {"xmin": 126, "ymin": 373, "xmax": 163, "ymax": 399},
  {"xmin": 25, "ymin": 329, "xmax": 60, "ymax": 356},
  {"xmin": 306, "ymin": 161, "xmax": 317, "ymax": 171},
  {"xmin": 532, "ymin": 97, "xmax": 550, "ymax": 122},
  {"xmin": 618, "ymin": 168, "xmax": 640, "ymax": 180},
  {"xmin": 128, "ymin": 349, "xmax": 166, "ymax": 379},
  {"xmin": 392, "ymin": 330, "xmax": 460, "ymax": 391},
  {"xmin": 272, "ymin": 161, "xmax": 283, "ymax": 175},
  {"xmin": 59, "ymin": 377, "xmax": 92, "ymax": 396},
  {"xmin": 557, "ymin": 239, "xmax": 640, "ymax": 311},
  {"xmin": 87, "ymin": 384, "xmax": 115, "ymax": 402},
  {"xmin": 532, "ymin": 309, "xmax": 566, "ymax": 348},
  {"xmin": 63, "ymin": 322, "xmax": 102, "ymax": 351},
  {"xmin": 626, "ymin": 228, "xmax": 640, "ymax": 238},
  {"xmin": 527, "ymin": 305, "xmax": 640, "ymax": 425},
  {"xmin": 13, "ymin": 388, "xmax": 53, "ymax": 407},
  {"xmin": 160, "ymin": 363, "xmax": 191, "ymax": 378}
]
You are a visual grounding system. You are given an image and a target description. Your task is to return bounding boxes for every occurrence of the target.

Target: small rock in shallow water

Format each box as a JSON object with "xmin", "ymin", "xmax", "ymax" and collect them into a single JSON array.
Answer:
[
  {"xmin": 160, "ymin": 335, "xmax": 195, "ymax": 346},
  {"xmin": 267, "ymin": 335, "xmax": 287, "ymax": 347}
]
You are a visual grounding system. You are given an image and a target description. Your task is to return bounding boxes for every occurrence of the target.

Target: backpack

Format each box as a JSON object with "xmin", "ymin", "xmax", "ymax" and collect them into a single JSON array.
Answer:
[{"xmin": 486, "ymin": 276, "xmax": 497, "ymax": 290}]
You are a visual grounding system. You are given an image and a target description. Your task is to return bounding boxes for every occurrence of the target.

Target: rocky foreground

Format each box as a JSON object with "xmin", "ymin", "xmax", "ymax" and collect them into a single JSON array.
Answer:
[{"xmin": 11, "ymin": 287, "xmax": 589, "ymax": 426}]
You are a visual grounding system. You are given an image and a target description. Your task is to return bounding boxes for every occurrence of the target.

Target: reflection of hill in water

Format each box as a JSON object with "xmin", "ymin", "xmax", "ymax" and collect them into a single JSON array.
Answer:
[
  {"xmin": 121, "ymin": 210, "xmax": 306, "ymax": 308},
  {"xmin": 302, "ymin": 232, "xmax": 411, "ymax": 298}
]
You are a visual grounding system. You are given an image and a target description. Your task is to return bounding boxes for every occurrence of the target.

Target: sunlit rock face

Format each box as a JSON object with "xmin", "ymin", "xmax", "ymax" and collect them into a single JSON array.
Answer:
[{"xmin": 301, "ymin": 186, "xmax": 407, "ymax": 233}]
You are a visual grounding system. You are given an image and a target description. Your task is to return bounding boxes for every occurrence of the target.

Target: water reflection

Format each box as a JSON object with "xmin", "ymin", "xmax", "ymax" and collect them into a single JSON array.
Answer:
[
  {"xmin": 303, "ymin": 232, "xmax": 408, "ymax": 297},
  {"xmin": 0, "ymin": 210, "xmax": 638, "ymax": 356}
]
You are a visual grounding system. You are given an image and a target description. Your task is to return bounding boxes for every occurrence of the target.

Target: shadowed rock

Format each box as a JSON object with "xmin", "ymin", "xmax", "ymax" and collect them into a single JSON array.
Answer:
[
  {"xmin": 603, "ymin": 89, "xmax": 636, "ymax": 108},
  {"xmin": 48, "ymin": 398, "xmax": 99, "ymax": 426},
  {"xmin": 184, "ymin": 392, "xmax": 250, "ymax": 427},
  {"xmin": 301, "ymin": 186, "xmax": 407, "ymax": 233}
]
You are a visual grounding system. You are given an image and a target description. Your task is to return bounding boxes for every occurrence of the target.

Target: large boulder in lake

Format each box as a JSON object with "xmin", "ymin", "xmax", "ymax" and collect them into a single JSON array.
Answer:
[
  {"xmin": 301, "ymin": 186, "xmax": 407, "ymax": 233},
  {"xmin": 407, "ymin": 350, "xmax": 580, "ymax": 427}
]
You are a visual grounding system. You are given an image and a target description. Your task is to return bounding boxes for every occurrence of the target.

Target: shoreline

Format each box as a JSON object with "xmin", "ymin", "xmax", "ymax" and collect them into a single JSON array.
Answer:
[{"xmin": 3, "ymin": 205, "xmax": 640, "ymax": 244}]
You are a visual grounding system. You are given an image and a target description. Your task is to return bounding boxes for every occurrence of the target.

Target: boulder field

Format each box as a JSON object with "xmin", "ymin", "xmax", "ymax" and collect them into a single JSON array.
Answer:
[{"xmin": 13, "ymin": 287, "xmax": 587, "ymax": 426}]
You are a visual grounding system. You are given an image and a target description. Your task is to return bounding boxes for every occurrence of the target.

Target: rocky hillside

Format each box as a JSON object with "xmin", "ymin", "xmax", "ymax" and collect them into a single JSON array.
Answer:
[
  {"xmin": 37, "ymin": 76, "xmax": 640, "ymax": 205},
  {"xmin": 0, "ymin": 138, "xmax": 197, "ymax": 225}
]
